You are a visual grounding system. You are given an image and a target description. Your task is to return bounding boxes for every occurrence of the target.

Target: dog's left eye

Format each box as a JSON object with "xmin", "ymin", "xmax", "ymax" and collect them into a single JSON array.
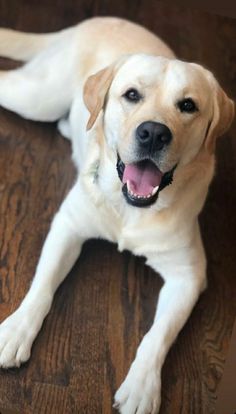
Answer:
[
  {"xmin": 123, "ymin": 88, "xmax": 142, "ymax": 103},
  {"xmin": 177, "ymin": 98, "xmax": 198, "ymax": 113}
]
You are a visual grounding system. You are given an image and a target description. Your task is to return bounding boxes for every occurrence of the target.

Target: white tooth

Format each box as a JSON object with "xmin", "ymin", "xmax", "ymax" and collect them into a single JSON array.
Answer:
[
  {"xmin": 152, "ymin": 186, "xmax": 159, "ymax": 196},
  {"xmin": 127, "ymin": 180, "xmax": 131, "ymax": 192}
]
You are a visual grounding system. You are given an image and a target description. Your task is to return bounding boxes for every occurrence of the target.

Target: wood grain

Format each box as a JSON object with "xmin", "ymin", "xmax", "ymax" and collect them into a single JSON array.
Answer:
[{"xmin": 0, "ymin": 1, "xmax": 235, "ymax": 413}]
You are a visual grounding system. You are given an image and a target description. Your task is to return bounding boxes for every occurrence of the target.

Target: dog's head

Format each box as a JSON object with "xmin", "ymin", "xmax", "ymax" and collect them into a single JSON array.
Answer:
[{"xmin": 83, "ymin": 55, "xmax": 234, "ymax": 207}]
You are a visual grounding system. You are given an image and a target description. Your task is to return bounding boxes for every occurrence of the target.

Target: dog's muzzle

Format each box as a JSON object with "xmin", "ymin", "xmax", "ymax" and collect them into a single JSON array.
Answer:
[{"xmin": 116, "ymin": 121, "xmax": 176, "ymax": 207}]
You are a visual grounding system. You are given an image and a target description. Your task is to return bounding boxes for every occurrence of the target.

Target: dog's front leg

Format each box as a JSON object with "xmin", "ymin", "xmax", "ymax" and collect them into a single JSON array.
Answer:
[
  {"xmin": 115, "ymin": 239, "xmax": 206, "ymax": 414},
  {"xmin": 0, "ymin": 181, "xmax": 99, "ymax": 368}
]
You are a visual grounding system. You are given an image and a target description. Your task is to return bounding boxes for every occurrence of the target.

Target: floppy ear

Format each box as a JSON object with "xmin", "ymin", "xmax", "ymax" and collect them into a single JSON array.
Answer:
[
  {"xmin": 83, "ymin": 66, "xmax": 114, "ymax": 130},
  {"xmin": 83, "ymin": 58, "xmax": 127, "ymax": 131},
  {"xmin": 205, "ymin": 81, "xmax": 234, "ymax": 153}
]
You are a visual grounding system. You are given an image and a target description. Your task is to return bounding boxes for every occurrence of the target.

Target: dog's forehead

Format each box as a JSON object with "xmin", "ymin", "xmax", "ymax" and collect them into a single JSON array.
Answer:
[
  {"xmin": 113, "ymin": 55, "xmax": 169, "ymax": 88},
  {"xmin": 113, "ymin": 55, "xmax": 210, "ymax": 94}
]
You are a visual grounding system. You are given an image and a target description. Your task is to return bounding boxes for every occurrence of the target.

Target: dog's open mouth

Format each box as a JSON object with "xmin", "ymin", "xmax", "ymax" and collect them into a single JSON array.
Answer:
[{"xmin": 117, "ymin": 156, "xmax": 176, "ymax": 207}]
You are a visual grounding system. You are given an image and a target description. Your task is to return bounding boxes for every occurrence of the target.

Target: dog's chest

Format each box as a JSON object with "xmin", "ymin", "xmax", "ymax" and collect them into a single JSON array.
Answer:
[
  {"xmin": 83, "ymin": 157, "xmax": 181, "ymax": 256},
  {"xmin": 101, "ymin": 202, "xmax": 170, "ymax": 256},
  {"xmin": 117, "ymin": 222, "xmax": 166, "ymax": 256}
]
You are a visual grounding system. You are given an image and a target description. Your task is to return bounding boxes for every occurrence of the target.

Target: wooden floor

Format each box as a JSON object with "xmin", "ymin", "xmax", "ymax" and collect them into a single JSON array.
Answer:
[{"xmin": 0, "ymin": 1, "xmax": 235, "ymax": 413}]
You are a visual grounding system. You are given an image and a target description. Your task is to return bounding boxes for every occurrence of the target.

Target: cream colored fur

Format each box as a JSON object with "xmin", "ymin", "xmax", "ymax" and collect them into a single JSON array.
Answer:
[{"xmin": 0, "ymin": 17, "xmax": 234, "ymax": 414}]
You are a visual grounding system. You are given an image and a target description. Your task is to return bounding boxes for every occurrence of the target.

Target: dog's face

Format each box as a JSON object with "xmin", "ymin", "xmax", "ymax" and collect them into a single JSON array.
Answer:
[{"xmin": 84, "ymin": 55, "xmax": 234, "ymax": 207}]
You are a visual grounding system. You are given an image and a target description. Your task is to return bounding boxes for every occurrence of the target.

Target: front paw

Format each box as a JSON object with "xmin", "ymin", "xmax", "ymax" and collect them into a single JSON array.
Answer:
[
  {"xmin": 0, "ymin": 310, "xmax": 34, "ymax": 368},
  {"xmin": 114, "ymin": 358, "xmax": 161, "ymax": 414}
]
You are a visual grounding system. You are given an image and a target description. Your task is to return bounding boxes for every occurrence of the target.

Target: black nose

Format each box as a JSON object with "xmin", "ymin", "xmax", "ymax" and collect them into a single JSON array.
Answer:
[{"xmin": 136, "ymin": 121, "xmax": 172, "ymax": 152}]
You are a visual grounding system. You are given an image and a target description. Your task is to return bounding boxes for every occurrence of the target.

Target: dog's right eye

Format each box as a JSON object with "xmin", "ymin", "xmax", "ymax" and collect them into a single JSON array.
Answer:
[{"xmin": 123, "ymin": 88, "xmax": 142, "ymax": 103}]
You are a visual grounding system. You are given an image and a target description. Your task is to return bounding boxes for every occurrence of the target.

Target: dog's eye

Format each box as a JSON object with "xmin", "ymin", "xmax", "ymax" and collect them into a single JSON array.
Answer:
[
  {"xmin": 123, "ymin": 88, "xmax": 142, "ymax": 103},
  {"xmin": 177, "ymin": 98, "xmax": 198, "ymax": 113}
]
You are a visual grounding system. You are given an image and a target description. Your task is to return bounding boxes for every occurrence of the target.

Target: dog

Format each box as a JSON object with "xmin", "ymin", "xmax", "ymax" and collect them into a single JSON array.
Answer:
[{"xmin": 0, "ymin": 17, "xmax": 234, "ymax": 414}]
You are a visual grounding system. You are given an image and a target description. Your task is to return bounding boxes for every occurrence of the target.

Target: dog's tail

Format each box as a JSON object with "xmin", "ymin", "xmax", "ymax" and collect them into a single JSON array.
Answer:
[{"xmin": 0, "ymin": 28, "xmax": 62, "ymax": 61}]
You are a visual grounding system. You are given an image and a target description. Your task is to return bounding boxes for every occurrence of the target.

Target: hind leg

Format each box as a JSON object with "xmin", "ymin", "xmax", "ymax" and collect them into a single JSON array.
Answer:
[
  {"xmin": 57, "ymin": 116, "xmax": 71, "ymax": 140},
  {"xmin": 0, "ymin": 56, "xmax": 75, "ymax": 122}
]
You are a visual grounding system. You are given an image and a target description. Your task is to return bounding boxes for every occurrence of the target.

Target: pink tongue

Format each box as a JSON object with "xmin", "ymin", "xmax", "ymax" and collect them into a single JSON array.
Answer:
[{"xmin": 122, "ymin": 160, "xmax": 163, "ymax": 196}]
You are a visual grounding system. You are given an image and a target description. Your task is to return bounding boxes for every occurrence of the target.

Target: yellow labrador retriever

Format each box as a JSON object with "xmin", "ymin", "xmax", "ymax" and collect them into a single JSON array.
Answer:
[{"xmin": 0, "ymin": 17, "xmax": 234, "ymax": 414}]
